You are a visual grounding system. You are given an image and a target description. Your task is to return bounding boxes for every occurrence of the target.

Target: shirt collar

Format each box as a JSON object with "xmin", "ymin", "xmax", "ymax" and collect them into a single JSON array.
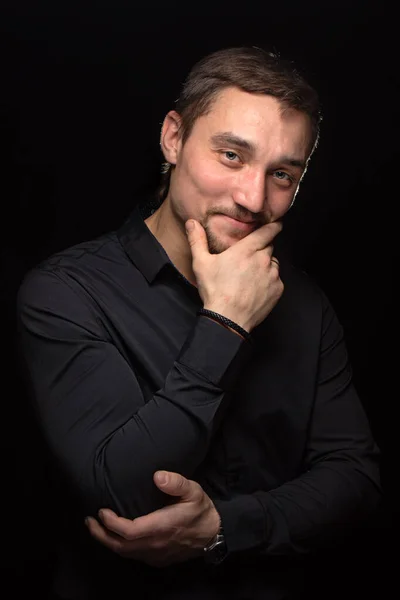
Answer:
[{"xmin": 117, "ymin": 197, "xmax": 171, "ymax": 284}]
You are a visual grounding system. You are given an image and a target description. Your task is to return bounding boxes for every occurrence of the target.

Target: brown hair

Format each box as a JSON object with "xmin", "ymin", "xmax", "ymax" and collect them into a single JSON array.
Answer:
[{"xmin": 158, "ymin": 46, "xmax": 322, "ymax": 201}]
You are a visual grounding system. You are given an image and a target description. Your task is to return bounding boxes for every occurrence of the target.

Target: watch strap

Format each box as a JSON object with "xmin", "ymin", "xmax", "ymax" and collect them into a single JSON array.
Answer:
[{"xmin": 203, "ymin": 525, "xmax": 227, "ymax": 565}]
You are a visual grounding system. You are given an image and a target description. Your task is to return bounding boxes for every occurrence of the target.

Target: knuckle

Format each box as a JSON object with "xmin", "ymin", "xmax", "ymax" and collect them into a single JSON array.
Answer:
[
  {"xmin": 192, "ymin": 481, "xmax": 203, "ymax": 499},
  {"xmin": 175, "ymin": 474, "xmax": 187, "ymax": 492},
  {"xmin": 112, "ymin": 540, "xmax": 125, "ymax": 555},
  {"xmin": 271, "ymin": 264, "xmax": 279, "ymax": 277},
  {"xmin": 260, "ymin": 253, "xmax": 271, "ymax": 269}
]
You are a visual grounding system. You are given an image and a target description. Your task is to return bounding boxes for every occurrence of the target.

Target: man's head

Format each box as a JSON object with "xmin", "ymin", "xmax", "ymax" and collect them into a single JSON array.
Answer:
[{"xmin": 157, "ymin": 46, "xmax": 321, "ymax": 254}]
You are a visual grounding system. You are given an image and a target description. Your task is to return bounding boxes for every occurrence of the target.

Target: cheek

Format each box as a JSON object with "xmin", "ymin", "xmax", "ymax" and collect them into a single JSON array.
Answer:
[
  {"xmin": 184, "ymin": 155, "xmax": 233, "ymax": 197},
  {"xmin": 266, "ymin": 181, "xmax": 296, "ymax": 217}
]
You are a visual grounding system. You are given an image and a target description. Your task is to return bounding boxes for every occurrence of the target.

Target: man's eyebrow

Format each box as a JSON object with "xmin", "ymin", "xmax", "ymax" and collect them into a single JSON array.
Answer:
[
  {"xmin": 210, "ymin": 132, "xmax": 256, "ymax": 153},
  {"xmin": 274, "ymin": 156, "xmax": 306, "ymax": 170}
]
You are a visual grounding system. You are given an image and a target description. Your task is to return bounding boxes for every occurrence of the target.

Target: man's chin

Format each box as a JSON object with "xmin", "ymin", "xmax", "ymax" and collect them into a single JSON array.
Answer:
[{"xmin": 206, "ymin": 230, "xmax": 246, "ymax": 254}]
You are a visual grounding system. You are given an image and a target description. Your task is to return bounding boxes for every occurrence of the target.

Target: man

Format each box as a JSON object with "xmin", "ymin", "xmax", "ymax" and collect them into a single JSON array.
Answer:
[{"xmin": 17, "ymin": 47, "xmax": 381, "ymax": 599}]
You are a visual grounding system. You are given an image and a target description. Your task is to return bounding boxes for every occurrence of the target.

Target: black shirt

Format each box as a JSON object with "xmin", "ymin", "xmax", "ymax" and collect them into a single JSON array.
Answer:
[{"xmin": 17, "ymin": 199, "xmax": 381, "ymax": 599}]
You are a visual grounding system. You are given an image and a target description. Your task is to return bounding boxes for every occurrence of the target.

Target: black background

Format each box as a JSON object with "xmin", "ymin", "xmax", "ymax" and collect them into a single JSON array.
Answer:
[{"xmin": 0, "ymin": 0, "xmax": 397, "ymax": 596}]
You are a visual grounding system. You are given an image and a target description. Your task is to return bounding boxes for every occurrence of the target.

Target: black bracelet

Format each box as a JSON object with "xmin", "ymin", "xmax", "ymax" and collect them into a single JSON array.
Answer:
[{"xmin": 197, "ymin": 308, "xmax": 252, "ymax": 343}]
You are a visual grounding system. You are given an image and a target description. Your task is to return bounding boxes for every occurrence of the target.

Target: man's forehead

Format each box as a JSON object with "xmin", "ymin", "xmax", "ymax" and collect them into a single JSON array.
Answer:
[
  {"xmin": 200, "ymin": 89, "xmax": 307, "ymax": 137},
  {"xmin": 207, "ymin": 87, "xmax": 283, "ymax": 116},
  {"xmin": 198, "ymin": 108, "xmax": 308, "ymax": 153}
]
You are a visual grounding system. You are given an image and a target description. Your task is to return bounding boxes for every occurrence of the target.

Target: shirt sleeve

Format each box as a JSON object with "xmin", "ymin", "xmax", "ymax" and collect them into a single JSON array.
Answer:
[
  {"xmin": 16, "ymin": 267, "xmax": 253, "ymax": 519},
  {"xmin": 214, "ymin": 290, "xmax": 382, "ymax": 557}
]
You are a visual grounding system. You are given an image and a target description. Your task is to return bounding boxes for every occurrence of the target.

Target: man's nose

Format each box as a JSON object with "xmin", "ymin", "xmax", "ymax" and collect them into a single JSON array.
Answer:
[{"xmin": 234, "ymin": 170, "xmax": 266, "ymax": 215}]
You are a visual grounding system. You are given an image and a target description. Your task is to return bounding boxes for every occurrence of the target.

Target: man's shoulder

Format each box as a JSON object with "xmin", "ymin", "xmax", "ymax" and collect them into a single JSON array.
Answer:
[
  {"xmin": 17, "ymin": 231, "xmax": 126, "ymax": 307},
  {"xmin": 38, "ymin": 231, "xmax": 120, "ymax": 271},
  {"xmin": 24, "ymin": 228, "xmax": 130, "ymax": 284}
]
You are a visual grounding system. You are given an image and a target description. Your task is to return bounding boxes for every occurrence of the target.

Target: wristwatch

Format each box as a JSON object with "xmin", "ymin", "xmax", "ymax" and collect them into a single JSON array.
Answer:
[{"xmin": 203, "ymin": 525, "xmax": 227, "ymax": 565}]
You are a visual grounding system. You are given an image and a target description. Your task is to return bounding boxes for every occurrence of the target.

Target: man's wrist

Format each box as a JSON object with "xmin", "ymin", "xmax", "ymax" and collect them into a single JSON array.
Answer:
[
  {"xmin": 203, "ymin": 522, "xmax": 227, "ymax": 565},
  {"xmin": 203, "ymin": 305, "xmax": 251, "ymax": 333},
  {"xmin": 198, "ymin": 308, "xmax": 252, "ymax": 344},
  {"xmin": 200, "ymin": 314, "xmax": 245, "ymax": 340}
]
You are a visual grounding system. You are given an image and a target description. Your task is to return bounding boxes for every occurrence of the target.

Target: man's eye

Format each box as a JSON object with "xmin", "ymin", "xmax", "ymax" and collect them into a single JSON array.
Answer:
[
  {"xmin": 274, "ymin": 171, "xmax": 291, "ymax": 181},
  {"xmin": 224, "ymin": 151, "xmax": 239, "ymax": 161}
]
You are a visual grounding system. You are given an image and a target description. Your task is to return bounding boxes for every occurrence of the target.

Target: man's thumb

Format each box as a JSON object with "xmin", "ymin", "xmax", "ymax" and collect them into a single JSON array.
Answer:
[
  {"xmin": 154, "ymin": 470, "xmax": 193, "ymax": 499},
  {"xmin": 185, "ymin": 219, "xmax": 208, "ymax": 255}
]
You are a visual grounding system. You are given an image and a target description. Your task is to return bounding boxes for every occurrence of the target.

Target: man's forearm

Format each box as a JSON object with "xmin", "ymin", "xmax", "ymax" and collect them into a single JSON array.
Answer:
[{"xmin": 214, "ymin": 448, "xmax": 381, "ymax": 558}]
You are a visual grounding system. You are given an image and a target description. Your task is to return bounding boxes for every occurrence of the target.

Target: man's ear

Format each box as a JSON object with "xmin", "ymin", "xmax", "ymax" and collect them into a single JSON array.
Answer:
[{"xmin": 160, "ymin": 110, "xmax": 182, "ymax": 166}]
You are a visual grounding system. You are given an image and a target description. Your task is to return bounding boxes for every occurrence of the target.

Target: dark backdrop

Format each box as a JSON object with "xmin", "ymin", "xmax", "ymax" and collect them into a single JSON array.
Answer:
[{"xmin": 0, "ymin": 1, "xmax": 397, "ymax": 597}]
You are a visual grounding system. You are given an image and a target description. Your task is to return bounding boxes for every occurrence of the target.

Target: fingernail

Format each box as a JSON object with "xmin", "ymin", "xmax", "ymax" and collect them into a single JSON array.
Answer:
[
  {"xmin": 84, "ymin": 517, "xmax": 90, "ymax": 527},
  {"xmin": 155, "ymin": 471, "xmax": 168, "ymax": 485},
  {"xmin": 185, "ymin": 220, "xmax": 194, "ymax": 233}
]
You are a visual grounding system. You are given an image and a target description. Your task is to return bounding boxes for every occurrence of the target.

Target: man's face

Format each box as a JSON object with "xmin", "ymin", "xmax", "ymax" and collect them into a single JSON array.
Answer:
[{"xmin": 166, "ymin": 87, "xmax": 312, "ymax": 254}]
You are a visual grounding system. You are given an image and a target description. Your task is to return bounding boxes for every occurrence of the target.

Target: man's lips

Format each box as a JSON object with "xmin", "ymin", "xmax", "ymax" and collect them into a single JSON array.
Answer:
[{"xmin": 218, "ymin": 214, "xmax": 258, "ymax": 230}]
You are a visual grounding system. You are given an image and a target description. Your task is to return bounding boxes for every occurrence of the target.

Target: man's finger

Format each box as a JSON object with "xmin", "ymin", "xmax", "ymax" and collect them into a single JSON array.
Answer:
[
  {"xmin": 85, "ymin": 516, "xmax": 126, "ymax": 554},
  {"xmin": 270, "ymin": 256, "xmax": 280, "ymax": 269},
  {"xmin": 97, "ymin": 509, "xmax": 141, "ymax": 539},
  {"xmin": 97, "ymin": 508, "xmax": 169, "ymax": 540},
  {"xmin": 185, "ymin": 219, "xmax": 209, "ymax": 258},
  {"xmin": 238, "ymin": 220, "xmax": 283, "ymax": 253},
  {"xmin": 97, "ymin": 502, "xmax": 183, "ymax": 540},
  {"xmin": 154, "ymin": 470, "xmax": 197, "ymax": 499}
]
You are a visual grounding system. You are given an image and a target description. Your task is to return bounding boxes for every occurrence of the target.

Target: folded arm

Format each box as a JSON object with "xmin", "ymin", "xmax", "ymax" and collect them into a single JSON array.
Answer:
[
  {"xmin": 17, "ymin": 267, "xmax": 252, "ymax": 519},
  {"xmin": 87, "ymin": 290, "xmax": 382, "ymax": 562}
]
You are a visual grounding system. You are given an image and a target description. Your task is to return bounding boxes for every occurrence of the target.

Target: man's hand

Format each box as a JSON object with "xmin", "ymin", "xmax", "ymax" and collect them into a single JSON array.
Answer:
[
  {"xmin": 186, "ymin": 218, "xmax": 284, "ymax": 332},
  {"xmin": 85, "ymin": 471, "xmax": 221, "ymax": 568}
]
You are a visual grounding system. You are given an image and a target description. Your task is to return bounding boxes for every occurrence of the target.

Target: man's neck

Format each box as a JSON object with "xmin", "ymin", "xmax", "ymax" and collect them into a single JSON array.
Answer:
[{"xmin": 144, "ymin": 197, "xmax": 197, "ymax": 286}]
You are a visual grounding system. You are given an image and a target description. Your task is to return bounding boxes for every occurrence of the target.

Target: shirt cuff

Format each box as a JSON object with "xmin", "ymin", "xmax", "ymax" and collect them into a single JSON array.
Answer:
[
  {"xmin": 176, "ymin": 315, "xmax": 253, "ymax": 391},
  {"xmin": 213, "ymin": 494, "xmax": 267, "ymax": 554}
]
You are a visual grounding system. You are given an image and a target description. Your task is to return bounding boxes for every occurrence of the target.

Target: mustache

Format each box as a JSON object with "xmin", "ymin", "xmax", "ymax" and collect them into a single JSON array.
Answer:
[{"xmin": 209, "ymin": 210, "xmax": 264, "ymax": 225}]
